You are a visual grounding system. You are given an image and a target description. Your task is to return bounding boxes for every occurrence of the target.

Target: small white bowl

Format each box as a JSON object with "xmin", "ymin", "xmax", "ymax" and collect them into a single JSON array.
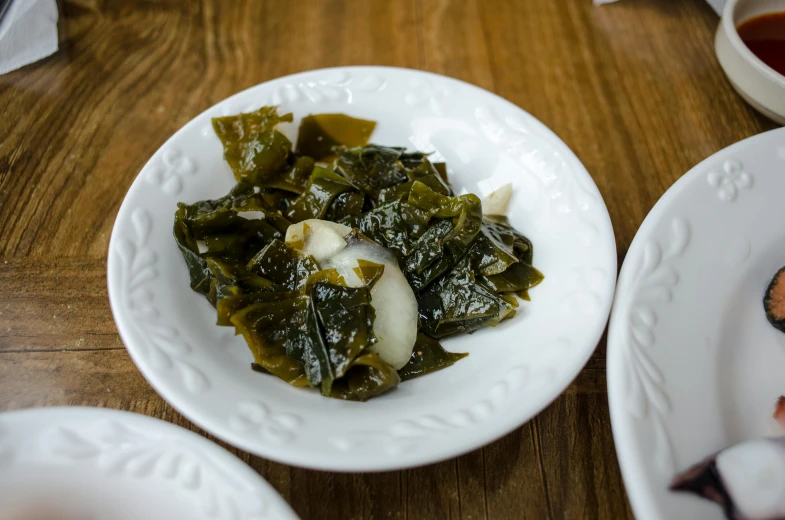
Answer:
[
  {"xmin": 107, "ymin": 66, "xmax": 617, "ymax": 471},
  {"xmin": 715, "ymin": 0, "xmax": 785, "ymax": 125}
]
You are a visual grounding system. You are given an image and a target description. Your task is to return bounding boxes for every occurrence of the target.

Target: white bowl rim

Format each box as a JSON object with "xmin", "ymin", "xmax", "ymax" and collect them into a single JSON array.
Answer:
[
  {"xmin": 721, "ymin": 0, "xmax": 785, "ymax": 87},
  {"xmin": 106, "ymin": 65, "xmax": 618, "ymax": 472},
  {"xmin": 0, "ymin": 406, "xmax": 300, "ymax": 519},
  {"xmin": 608, "ymin": 126, "xmax": 785, "ymax": 519}
]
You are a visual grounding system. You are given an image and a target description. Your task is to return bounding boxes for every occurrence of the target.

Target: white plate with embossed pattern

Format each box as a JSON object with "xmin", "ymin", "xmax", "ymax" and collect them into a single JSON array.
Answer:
[
  {"xmin": 608, "ymin": 128, "xmax": 785, "ymax": 519},
  {"xmin": 107, "ymin": 66, "xmax": 616, "ymax": 471},
  {"xmin": 0, "ymin": 407, "xmax": 298, "ymax": 520}
]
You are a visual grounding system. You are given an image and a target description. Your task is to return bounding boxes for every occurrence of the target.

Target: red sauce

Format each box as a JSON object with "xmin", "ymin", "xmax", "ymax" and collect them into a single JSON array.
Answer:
[{"xmin": 737, "ymin": 12, "xmax": 785, "ymax": 77}]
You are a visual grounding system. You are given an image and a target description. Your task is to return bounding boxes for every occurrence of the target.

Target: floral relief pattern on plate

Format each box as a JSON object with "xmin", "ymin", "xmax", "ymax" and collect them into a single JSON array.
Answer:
[
  {"xmin": 0, "ymin": 409, "xmax": 299, "ymax": 520},
  {"xmin": 228, "ymin": 401, "xmax": 304, "ymax": 445},
  {"xmin": 560, "ymin": 267, "xmax": 610, "ymax": 318},
  {"xmin": 706, "ymin": 159, "xmax": 753, "ymax": 202},
  {"xmin": 474, "ymin": 105, "xmax": 602, "ymax": 246},
  {"xmin": 43, "ymin": 420, "xmax": 269, "ymax": 519},
  {"xmin": 606, "ymin": 127, "xmax": 785, "ymax": 520},
  {"xmin": 329, "ymin": 364, "xmax": 539, "ymax": 455},
  {"xmin": 145, "ymin": 148, "xmax": 197, "ymax": 196},
  {"xmin": 115, "ymin": 208, "xmax": 209, "ymax": 393},
  {"xmin": 201, "ymin": 71, "xmax": 386, "ymax": 137},
  {"xmin": 265, "ymin": 70, "xmax": 386, "ymax": 106},
  {"xmin": 404, "ymin": 77, "xmax": 457, "ymax": 115},
  {"xmin": 621, "ymin": 217, "xmax": 690, "ymax": 474}
]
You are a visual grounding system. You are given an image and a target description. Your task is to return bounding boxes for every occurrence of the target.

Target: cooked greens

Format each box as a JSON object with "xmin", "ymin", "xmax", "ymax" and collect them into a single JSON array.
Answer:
[{"xmin": 174, "ymin": 107, "xmax": 543, "ymax": 401}]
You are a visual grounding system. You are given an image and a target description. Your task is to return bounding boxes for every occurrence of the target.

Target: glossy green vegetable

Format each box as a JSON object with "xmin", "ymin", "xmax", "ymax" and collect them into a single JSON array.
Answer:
[
  {"xmin": 296, "ymin": 114, "xmax": 376, "ymax": 161},
  {"xmin": 231, "ymin": 296, "xmax": 310, "ymax": 386},
  {"xmin": 343, "ymin": 200, "xmax": 413, "ymax": 259},
  {"xmin": 285, "ymin": 167, "xmax": 356, "ymax": 222},
  {"xmin": 417, "ymin": 257, "xmax": 519, "ymax": 338},
  {"xmin": 213, "ymin": 107, "xmax": 294, "ymax": 180},
  {"xmin": 287, "ymin": 282, "xmax": 377, "ymax": 395},
  {"xmin": 250, "ymin": 155, "xmax": 314, "ymax": 195},
  {"xmin": 325, "ymin": 191, "xmax": 366, "ymax": 221},
  {"xmin": 398, "ymin": 334, "xmax": 467, "ymax": 381},
  {"xmin": 330, "ymin": 352, "xmax": 401, "ymax": 401},
  {"xmin": 335, "ymin": 145, "xmax": 409, "ymax": 194},
  {"xmin": 174, "ymin": 106, "xmax": 544, "ymax": 401},
  {"xmin": 174, "ymin": 205, "xmax": 212, "ymax": 296},
  {"xmin": 246, "ymin": 240, "xmax": 319, "ymax": 291},
  {"xmin": 216, "ymin": 290, "xmax": 298, "ymax": 326}
]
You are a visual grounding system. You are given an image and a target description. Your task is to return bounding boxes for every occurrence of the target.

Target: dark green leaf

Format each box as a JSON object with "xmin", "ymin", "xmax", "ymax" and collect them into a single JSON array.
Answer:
[
  {"xmin": 246, "ymin": 240, "xmax": 319, "ymax": 291},
  {"xmin": 329, "ymin": 353, "xmax": 400, "ymax": 401},
  {"xmin": 398, "ymin": 333, "xmax": 467, "ymax": 381},
  {"xmin": 481, "ymin": 215, "xmax": 534, "ymax": 268},
  {"xmin": 407, "ymin": 180, "xmax": 483, "ymax": 252},
  {"xmin": 230, "ymin": 296, "xmax": 309, "ymax": 386},
  {"xmin": 216, "ymin": 290, "xmax": 298, "ymax": 326},
  {"xmin": 401, "ymin": 182, "xmax": 484, "ymax": 292},
  {"xmin": 342, "ymin": 200, "xmax": 412, "ymax": 259},
  {"xmin": 325, "ymin": 191, "xmax": 366, "ymax": 221},
  {"xmin": 296, "ymin": 114, "xmax": 376, "ymax": 161},
  {"xmin": 353, "ymin": 259, "xmax": 385, "ymax": 288},
  {"xmin": 418, "ymin": 258, "xmax": 517, "ymax": 339},
  {"xmin": 212, "ymin": 107, "xmax": 294, "ymax": 180},
  {"xmin": 432, "ymin": 162, "xmax": 448, "ymax": 184},
  {"xmin": 206, "ymin": 257, "xmax": 275, "ymax": 305},
  {"xmin": 285, "ymin": 291, "xmax": 335, "ymax": 394},
  {"xmin": 334, "ymin": 145, "xmax": 409, "ymax": 194},
  {"xmin": 173, "ymin": 205, "xmax": 212, "ymax": 296},
  {"xmin": 248, "ymin": 155, "xmax": 314, "ymax": 195},
  {"xmin": 285, "ymin": 281, "xmax": 377, "ymax": 396},
  {"xmin": 313, "ymin": 282, "xmax": 376, "ymax": 379},
  {"xmin": 284, "ymin": 167, "xmax": 356, "ymax": 222},
  {"xmin": 482, "ymin": 261, "xmax": 544, "ymax": 294}
]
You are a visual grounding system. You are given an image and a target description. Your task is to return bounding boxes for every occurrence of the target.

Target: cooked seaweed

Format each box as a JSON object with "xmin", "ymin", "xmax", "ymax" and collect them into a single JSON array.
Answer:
[
  {"xmin": 398, "ymin": 334, "xmax": 468, "ymax": 381},
  {"xmin": 296, "ymin": 113, "xmax": 376, "ymax": 161},
  {"xmin": 173, "ymin": 106, "xmax": 544, "ymax": 401},
  {"xmin": 335, "ymin": 145, "xmax": 410, "ymax": 195},
  {"xmin": 285, "ymin": 167, "xmax": 356, "ymax": 222},
  {"xmin": 285, "ymin": 281, "xmax": 377, "ymax": 395},
  {"xmin": 212, "ymin": 107, "xmax": 294, "ymax": 180}
]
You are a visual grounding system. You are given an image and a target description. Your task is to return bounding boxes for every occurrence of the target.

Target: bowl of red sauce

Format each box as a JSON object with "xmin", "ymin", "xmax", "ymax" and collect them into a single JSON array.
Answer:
[{"xmin": 716, "ymin": 0, "xmax": 785, "ymax": 124}]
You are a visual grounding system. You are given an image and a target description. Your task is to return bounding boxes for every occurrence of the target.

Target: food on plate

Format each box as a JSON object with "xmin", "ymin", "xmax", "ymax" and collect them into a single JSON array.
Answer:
[
  {"xmin": 173, "ymin": 107, "xmax": 543, "ymax": 400},
  {"xmin": 481, "ymin": 183, "xmax": 513, "ymax": 216},
  {"xmin": 284, "ymin": 219, "xmax": 418, "ymax": 370},
  {"xmin": 775, "ymin": 395, "xmax": 785, "ymax": 429},
  {"xmin": 670, "ymin": 398, "xmax": 785, "ymax": 519},
  {"xmin": 764, "ymin": 266, "xmax": 785, "ymax": 332}
]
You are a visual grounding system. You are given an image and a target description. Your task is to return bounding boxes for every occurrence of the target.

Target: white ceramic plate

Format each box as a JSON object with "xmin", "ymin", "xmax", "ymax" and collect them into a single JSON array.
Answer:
[
  {"xmin": 0, "ymin": 407, "xmax": 298, "ymax": 520},
  {"xmin": 608, "ymin": 128, "xmax": 785, "ymax": 519},
  {"xmin": 107, "ymin": 66, "xmax": 616, "ymax": 471}
]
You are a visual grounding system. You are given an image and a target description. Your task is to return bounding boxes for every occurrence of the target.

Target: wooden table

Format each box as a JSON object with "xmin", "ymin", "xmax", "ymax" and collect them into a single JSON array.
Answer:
[{"xmin": 0, "ymin": 0, "xmax": 777, "ymax": 518}]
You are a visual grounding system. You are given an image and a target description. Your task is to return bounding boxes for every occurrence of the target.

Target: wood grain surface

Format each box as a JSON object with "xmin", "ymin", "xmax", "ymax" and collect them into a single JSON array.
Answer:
[{"xmin": 0, "ymin": 0, "xmax": 777, "ymax": 518}]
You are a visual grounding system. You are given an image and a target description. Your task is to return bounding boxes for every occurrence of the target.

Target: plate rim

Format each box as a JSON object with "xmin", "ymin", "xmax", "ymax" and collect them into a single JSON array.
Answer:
[
  {"xmin": 607, "ymin": 126, "xmax": 785, "ymax": 520},
  {"xmin": 0, "ymin": 406, "xmax": 299, "ymax": 519},
  {"xmin": 107, "ymin": 65, "xmax": 618, "ymax": 471}
]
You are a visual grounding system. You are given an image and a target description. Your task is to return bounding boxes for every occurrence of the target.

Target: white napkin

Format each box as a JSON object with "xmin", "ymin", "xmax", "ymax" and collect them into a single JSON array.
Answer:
[
  {"xmin": 0, "ymin": 0, "xmax": 58, "ymax": 75},
  {"xmin": 594, "ymin": 0, "xmax": 726, "ymax": 15}
]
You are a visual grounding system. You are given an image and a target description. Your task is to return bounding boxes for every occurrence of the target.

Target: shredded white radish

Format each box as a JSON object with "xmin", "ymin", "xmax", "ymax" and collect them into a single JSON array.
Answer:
[
  {"xmin": 481, "ymin": 183, "xmax": 513, "ymax": 216},
  {"xmin": 236, "ymin": 210, "xmax": 266, "ymax": 220},
  {"xmin": 285, "ymin": 220, "xmax": 351, "ymax": 263}
]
